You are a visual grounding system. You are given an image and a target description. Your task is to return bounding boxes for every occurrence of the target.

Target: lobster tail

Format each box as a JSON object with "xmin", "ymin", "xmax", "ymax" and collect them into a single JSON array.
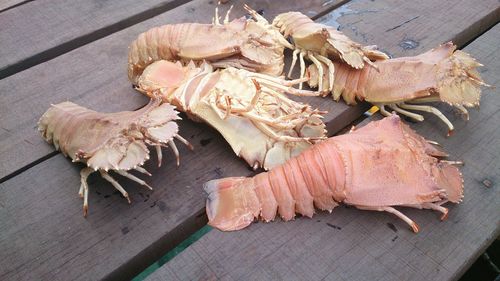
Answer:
[
  {"xmin": 205, "ymin": 177, "xmax": 260, "ymax": 231},
  {"xmin": 206, "ymin": 115, "xmax": 465, "ymax": 233}
]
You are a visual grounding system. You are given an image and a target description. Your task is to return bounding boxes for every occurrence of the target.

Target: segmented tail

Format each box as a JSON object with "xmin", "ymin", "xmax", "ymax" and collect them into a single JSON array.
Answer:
[
  {"xmin": 205, "ymin": 141, "xmax": 346, "ymax": 231},
  {"xmin": 205, "ymin": 115, "xmax": 465, "ymax": 232}
]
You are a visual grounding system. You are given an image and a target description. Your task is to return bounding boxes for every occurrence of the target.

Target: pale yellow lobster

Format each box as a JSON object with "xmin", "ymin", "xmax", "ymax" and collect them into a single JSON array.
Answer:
[
  {"xmin": 128, "ymin": 6, "xmax": 327, "ymax": 171},
  {"xmin": 273, "ymin": 11, "xmax": 490, "ymax": 136},
  {"xmin": 39, "ymin": 99, "xmax": 192, "ymax": 216}
]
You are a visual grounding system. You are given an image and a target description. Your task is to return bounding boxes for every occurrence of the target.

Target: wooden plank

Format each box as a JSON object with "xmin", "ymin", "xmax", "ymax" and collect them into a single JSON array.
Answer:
[
  {"xmin": 317, "ymin": 0, "xmax": 500, "ymax": 57},
  {"xmin": 0, "ymin": 0, "xmax": 29, "ymax": 13},
  {"xmin": 146, "ymin": 24, "xmax": 500, "ymax": 281},
  {"xmin": 0, "ymin": 0, "xmax": 344, "ymax": 79},
  {"xmin": 0, "ymin": 0, "xmax": 191, "ymax": 78},
  {"xmin": 0, "ymin": 0, "xmax": 348, "ymax": 181},
  {"xmin": 0, "ymin": 2, "xmax": 351, "ymax": 280},
  {"xmin": 2, "ymin": 0, "xmax": 499, "ymax": 182},
  {"xmin": 0, "ymin": 1, "xmax": 497, "ymax": 279}
]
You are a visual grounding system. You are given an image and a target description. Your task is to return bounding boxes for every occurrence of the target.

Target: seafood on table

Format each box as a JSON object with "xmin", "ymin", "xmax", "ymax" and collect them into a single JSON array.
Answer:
[
  {"xmin": 273, "ymin": 11, "xmax": 388, "ymax": 87},
  {"xmin": 205, "ymin": 114, "xmax": 464, "ymax": 232},
  {"xmin": 273, "ymin": 11, "xmax": 490, "ymax": 135},
  {"xmin": 136, "ymin": 60, "xmax": 326, "ymax": 170},
  {"xmin": 129, "ymin": 6, "xmax": 325, "ymax": 170},
  {"xmin": 38, "ymin": 99, "xmax": 192, "ymax": 216},
  {"xmin": 128, "ymin": 5, "xmax": 291, "ymax": 85},
  {"xmin": 307, "ymin": 42, "xmax": 490, "ymax": 135}
]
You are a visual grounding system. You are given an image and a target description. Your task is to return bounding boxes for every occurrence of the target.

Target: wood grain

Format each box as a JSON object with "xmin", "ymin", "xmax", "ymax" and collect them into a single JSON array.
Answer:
[
  {"xmin": 0, "ymin": 0, "xmax": 191, "ymax": 78},
  {"xmin": 0, "ymin": 0, "xmax": 30, "ymax": 13},
  {"xmin": 0, "ymin": 1, "xmax": 497, "ymax": 280},
  {"xmin": 0, "ymin": 2, "xmax": 349, "ymax": 280},
  {"xmin": 317, "ymin": 0, "xmax": 500, "ymax": 58},
  {"xmin": 0, "ymin": 0, "xmax": 347, "ymax": 181},
  {"xmin": 0, "ymin": 0, "xmax": 345, "ymax": 79},
  {"xmin": 2, "ymin": 0, "xmax": 498, "ymax": 181},
  {"xmin": 146, "ymin": 23, "xmax": 500, "ymax": 281}
]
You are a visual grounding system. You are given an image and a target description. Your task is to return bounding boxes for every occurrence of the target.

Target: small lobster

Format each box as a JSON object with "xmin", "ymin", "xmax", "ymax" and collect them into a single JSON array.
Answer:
[
  {"xmin": 129, "ymin": 6, "xmax": 326, "ymax": 170},
  {"xmin": 205, "ymin": 114, "xmax": 463, "ymax": 232},
  {"xmin": 273, "ymin": 11, "xmax": 489, "ymax": 135},
  {"xmin": 128, "ymin": 5, "xmax": 291, "ymax": 85},
  {"xmin": 38, "ymin": 99, "xmax": 192, "ymax": 216},
  {"xmin": 136, "ymin": 60, "xmax": 326, "ymax": 170}
]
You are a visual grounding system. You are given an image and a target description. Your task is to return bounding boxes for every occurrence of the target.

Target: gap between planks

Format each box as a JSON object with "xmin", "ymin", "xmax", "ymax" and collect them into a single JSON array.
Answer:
[
  {"xmin": 0, "ymin": 0, "xmax": 33, "ymax": 13},
  {"xmin": 0, "ymin": 0, "xmax": 192, "ymax": 79}
]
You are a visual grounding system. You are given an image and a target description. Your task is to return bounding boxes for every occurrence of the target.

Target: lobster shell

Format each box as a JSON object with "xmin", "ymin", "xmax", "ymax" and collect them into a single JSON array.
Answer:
[
  {"xmin": 38, "ymin": 99, "xmax": 191, "ymax": 216},
  {"xmin": 205, "ymin": 115, "xmax": 463, "ymax": 232}
]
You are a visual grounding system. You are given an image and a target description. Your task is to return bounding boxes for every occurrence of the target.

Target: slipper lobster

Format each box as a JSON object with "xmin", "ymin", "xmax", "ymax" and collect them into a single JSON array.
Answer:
[
  {"xmin": 38, "ymin": 99, "xmax": 192, "ymax": 216},
  {"xmin": 129, "ymin": 6, "xmax": 326, "ymax": 170},
  {"xmin": 205, "ymin": 114, "xmax": 463, "ymax": 232},
  {"xmin": 128, "ymin": 5, "xmax": 291, "ymax": 85},
  {"xmin": 307, "ymin": 43, "xmax": 490, "ymax": 136},
  {"xmin": 273, "ymin": 11, "xmax": 388, "ymax": 82},
  {"xmin": 273, "ymin": 11, "xmax": 489, "ymax": 135},
  {"xmin": 136, "ymin": 60, "xmax": 326, "ymax": 170}
]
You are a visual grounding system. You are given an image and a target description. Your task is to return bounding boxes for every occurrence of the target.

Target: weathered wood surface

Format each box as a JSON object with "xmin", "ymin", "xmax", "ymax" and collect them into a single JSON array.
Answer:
[
  {"xmin": 0, "ymin": 0, "xmax": 348, "ymax": 181},
  {"xmin": 0, "ymin": 0, "xmax": 27, "ymax": 12},
  {"xmin": 1, "ymin": 0, "xmax": 498, "ymax": 182},
  {"xmin": 0, "ymin": 0, "xmax": 190, "ymax": 78},
  {"xmin": 0, "ymin": 2, "xmax": 355, "ymax": 280},
  {"xmin": 0, "ymin": 1, "xmax": 498, "ymax": 281},
  {"xmin": 317, "ymin": 0, "xmax": 500, "ymax": 58},
  {"xmin": 146, "ymin": 24, "xmax": 500, "ymax": 281},
  {"xmin": 0, "ymin": 0, "xmax": 344, "ymax": 79}
]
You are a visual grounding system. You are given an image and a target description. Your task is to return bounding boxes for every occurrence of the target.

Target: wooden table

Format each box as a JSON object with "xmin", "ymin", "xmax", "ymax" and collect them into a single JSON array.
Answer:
[{"xmin": 0, "ymin": 1, "xmax": 498, "ymax": 280}]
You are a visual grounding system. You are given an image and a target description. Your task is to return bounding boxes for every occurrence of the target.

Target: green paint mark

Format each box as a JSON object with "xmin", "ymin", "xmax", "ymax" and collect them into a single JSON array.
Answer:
[{"xmin": 133, "ymin": 225, "xmax": 213, "ymax": 280}]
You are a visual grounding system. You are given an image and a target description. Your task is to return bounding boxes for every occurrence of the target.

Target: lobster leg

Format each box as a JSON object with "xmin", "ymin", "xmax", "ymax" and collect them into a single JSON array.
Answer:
[
  {"xmin": 315, "ymin": 54, "xmax": 335, "ymax": 93},
  {"xmin": 168, "ymin": 140, "xmax": 180, "ymax": 167},
  {"xmin": 253, "ymin": 121, "xmax": 317, "ymax": 143},
  {"xmin": 379, "ymin": 105, "xmax": 391, "ymax": 117},
  {"xmin": 403, "ymin": 202, "xmax": 449, "ymax": 221},
  {"xmin": 455, "ymin": 105, "xmax": 470, "ymax": 121},
  {"xmin": 156, "ymin": 145, "xmax": 162, "ymax": 167},
  {"xmin": 223, "ymin": 5, "xmax": 233, "ymax": 25},
  {"xmin": 134, "ymin": 166, "xmax": 152, "ymax": 176},
  {"xmin": 79, "ymin": 167, "xmax": 93, "ymax": 217},
  {"xmin": 115, "ymin": 170, "xmax": 153, "ymax": 191},
  {"xmin": 174, "ymin": 134, "xmax": 194, "ymax": 150},
  {"xmin": 299, "ymin": 51, "xmax": 306, "ymax": 89},
  {"xmin": 398, "ymin": 103, "xmax": 454, "ymax": 136},
  {"xmin": 356, "ymin": 205, "xmax": 420, "ymax": 233},
  {"xmin": 388, "ymin": 104, "xmax": 424, "ymax": 122},
  {"xmin": 247, "ymin": 72, "xmax": 308, "ymax": 87},
  {"xmin": 213, "ymin": 6, "xmax": 221, "ymax": 25},
  {"xmin": 254, "ymin": 77, "xmax": 318, "ymax": 96},
  {"xmin": 440, "ymin": 160, "xmax": 464, "ymax": 166},
  {"xmin": 308, "ymin": 53, "xmax": 324, "ymax": 93},
  {"xmin": 99, "ymin": 170, "xmax": 132, "ymax": 204},
  {"xmin": 288, "ymin": 49, "xmax": 300, "ymax": 78}
]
